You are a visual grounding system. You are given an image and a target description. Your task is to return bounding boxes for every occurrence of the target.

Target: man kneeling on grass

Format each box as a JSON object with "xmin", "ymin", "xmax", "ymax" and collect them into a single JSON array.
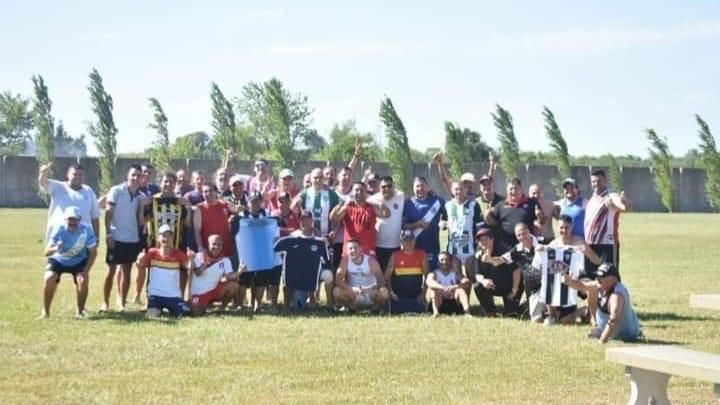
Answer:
[
  {"xmin": 41, "ymin": 206, "xmax": 97, "ymax": 319},
  {"xmin": 189, "ymin": 234, "xmax": 241, "ymax": 315},
  {"xmin": 136, "ymin": 224, "xmax": 194, "ymax": 318},
  {"xmin": 333, "ymin": 239, "xmax": 389, "ymax": 311},
  {"xmin": 425, "ymin": 251, "xmax": 472, "ymax": 318}
]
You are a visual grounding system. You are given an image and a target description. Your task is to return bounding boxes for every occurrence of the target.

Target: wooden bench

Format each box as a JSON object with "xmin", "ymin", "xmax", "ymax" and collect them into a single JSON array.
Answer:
[
  {"xmin": 690, "ymin": 294, "xmax": 720, "ymax": 310},
  {"xmin": 606, "ymin": 345, "xmax": 720, "ymax": 404}
]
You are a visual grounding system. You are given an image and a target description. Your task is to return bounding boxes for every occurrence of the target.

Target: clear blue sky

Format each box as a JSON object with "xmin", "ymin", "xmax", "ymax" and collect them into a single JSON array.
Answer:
[{"xmin": 3, "ymin": 0, "xmax": 720, "ymax": 157}]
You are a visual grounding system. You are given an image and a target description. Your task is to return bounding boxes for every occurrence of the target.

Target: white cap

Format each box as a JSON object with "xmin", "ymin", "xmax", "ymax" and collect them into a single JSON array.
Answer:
[
  {"xmin": 158, "ymin": 224, "xmax": 173, "ymax": 234},
  {"xmin": 460, "ymin": 172, "xmax": 476, "ymax": 183},
  {"xmin": 63, "ymin": 206, "xmax": 81, "ymax": 220},
  {"xmin": 279, "ymin": 169, "xmax": 294, "ymax": 179},
  {"xmin": 229, "ymin": 174, "xmax": 245, "ymax": 186}
]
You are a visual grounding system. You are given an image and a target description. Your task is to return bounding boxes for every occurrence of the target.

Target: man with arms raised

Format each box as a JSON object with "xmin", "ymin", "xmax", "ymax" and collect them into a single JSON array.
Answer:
[
  {"xmin": 426, "ymin": 251, "xmax": 472, "ymax": 318},
  {"xmin": 384, "ymin": 230, "xmax": 428, "ymax": 314},
  {"xmin": 330, "ymin": 182, "xmax": 390, "ymax": 257},
  {"xmin": 402, "ymin": 176, "xmax": 446, "ymax": 270},
  {"xmin": 334, "ymin": 239, "xmax": 389, "ymax": 311},
  {"xmin": 102, "ymin": 165, "xmax": 145, "ymax": 312},
  {"xmin": 41, "ymin": 206, "xmax": 97, "ymax": 318},
  {"xmin": 189, "ymin": 235, "xmax": 240, "ymax": 315},
  {"xmin": 369, "ymin": 176, "xmax": 405, "ymax": 272},
  {"xmin": 136, "ymin": 224, "xmax": 194, "ymax": 318}
]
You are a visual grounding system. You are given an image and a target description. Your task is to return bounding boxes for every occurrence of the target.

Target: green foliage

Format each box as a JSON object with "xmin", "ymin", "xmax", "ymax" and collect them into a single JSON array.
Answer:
[
  {"xmin": 379, "ymin": 97, "xmax": 413, "ymax": 192},
  {"xmin": 168, "ymin": 131, "xmax": 214, "ymax": 160},
  {"xmin": 32, "ymin": 75, "xmax": 54, "ymax": 167},
  {"xmin": 695, "ymin": 114, "xmax": 720, "ymax": 211},
  {"xmin": 318, "ymin": 120, "xmax": 381, "ymax": 163},
  {"xmin": 87, "ymin": 68, "xmax": 117, "ymax": 193},
  {"xmin": 147, "ymin": 98, "xmax": 171, "ymax": 171},
  {"xmin": 238, "ymin": 78, "xmax": 317, "ymax": 167},
  {"xmin": 542, "ymin": 106, "xmax": 571, "ymax": 193},
  {"xmin": 444, "ymin": 122, "xmax": 493, "ymax": 178},
  {"xmin": 0, "ymin": 91, "xmax": 33, "ymax": 155},
  {"xmin": 210, "ymin": 82, "xmax": 247, "ymax": 161},
  {"xmin": 492, "ymin": 104, "xmax": 520, "ymax": 179},
  {"xmin": 54, "ymin": 121, "xmax": 87, "ymax": 157},
  {"xmin": 606, "ymin": 154, "xmax": 623, "ymax": 192},
  {"xmin": 646, "ymin": 129, "xmax": 674, "ymax": 212}
]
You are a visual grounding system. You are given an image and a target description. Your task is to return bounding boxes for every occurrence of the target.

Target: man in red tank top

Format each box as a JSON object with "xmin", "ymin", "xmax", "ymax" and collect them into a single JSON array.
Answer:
[
  {"xmin": 193, "ymin": 184, "xmax": 234, "ymax": 257},
  {"xmin": 330, "ymin": 182, "xmax": 390, "ymax": 257}
]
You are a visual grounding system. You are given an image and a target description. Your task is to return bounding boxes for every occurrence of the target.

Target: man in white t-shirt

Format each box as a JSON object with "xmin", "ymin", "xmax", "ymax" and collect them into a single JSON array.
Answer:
[
  {"xmin": 368, "ymin": 176, "xmax": 405, "ymax": 272},
  {"xmin": 189, "ymin": 234, "xmax": 240, "ymax": 315},
  {"xmin": 38, "ymin": 162, "xmax": 100, "ymax": 245}
]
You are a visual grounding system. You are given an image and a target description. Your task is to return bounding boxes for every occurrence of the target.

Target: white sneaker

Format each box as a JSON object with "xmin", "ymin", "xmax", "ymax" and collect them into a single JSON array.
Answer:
[
  {"xmin": 543, "ymin": 316, "xmax": 556, "ymax": 326},
  {"xmin": 146, "ymin": 308, "xmax": 161, "ymax": 318}
]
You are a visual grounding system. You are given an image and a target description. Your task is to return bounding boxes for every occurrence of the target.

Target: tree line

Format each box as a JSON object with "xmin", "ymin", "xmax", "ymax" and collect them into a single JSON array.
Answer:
[{"xmin": 1, "ymin": 69, "xmax": 719, "ymax": 211}]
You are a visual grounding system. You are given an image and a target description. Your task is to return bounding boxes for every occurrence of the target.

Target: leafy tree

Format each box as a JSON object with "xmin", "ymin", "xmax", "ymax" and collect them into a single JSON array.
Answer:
[
  {"xmin": 239, "ymin": 78, "xmax": 316, "ymax": 167},
  {"xmin": 32, "ymin": 75, "xmax": 54, "ymax": 167},
  {"xmin": 147, "ymin": 98, "xmax": 171, "ymax": 171},
  {"xmin": 54, "ymin": 121, "xmax": 87, "ymax": 157},
  {"xmin": 87, "ymin": 68, "xmax": 117, "ymax": 193},
  {"xmin": 695, "ymin": 114, "xmax": 720, "ymax": 210},
  {"xmin": 646, "ymin": 128, "xmax": 674, "ymax": 212},
  {"xmin": 492, "ymin": 104, "xmax": 521, "ymax": 179},
  {"xmin": 606, "ymin": 154, "xmax": 623, "ymax": 192},
  {"xmin": 0, "ymin": 91, "xmax": 33, "ymax": 155},
  {"xmin": 542, "ymin": 106, "xmax": 571, "ymax": 192},
  {"xmin": 210, "ymin": 82, "xmax": 244, "ymax": 160},
  {"xmin": 379, "ymin": 96, "xmax": 413, "ymax": 191},
  {"xmin": 319, "ymin": 120, "xmax": 381, "ymax": 163},
  {"xmin": 444, "ymin": 122, "xmax": 492, "ymax": 178},
  {"xmin": 169, "ymin": 131, "xmax": 214, "ymax": 160}
]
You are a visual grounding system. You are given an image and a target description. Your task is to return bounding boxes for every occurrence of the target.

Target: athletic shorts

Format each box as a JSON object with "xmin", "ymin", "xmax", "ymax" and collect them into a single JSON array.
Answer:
[
  {"xmin": 375, "ymin": 247, "xmax": 399, "ymax": 272},
  {"xmin": 238, "ymin": 270, "xmax": 273, "ymax": 287},
  {"xmin": 148, "ymin": 295, "xmax": 186, "ymax": 317},
  {"xmin": 583, "ymin": 244, "xmax": 619, "ymax": 280},
  {"xmin": 46, "ymin": 258, "xmax": 87, "ymax": 284},
  {"xmin": 106, "ymin": 241, "xmax": 143, "ymax": 265},
  {"xmin": 266, "ymin": 266, "xmax": 282, "ymax": 286},
  {"xmin": 332, "ymin": 243, "xmax": 343, "ymax": 271},
  {"xmin": 191, "ymin": 282, "xmax": 225, "ymax": 308}
]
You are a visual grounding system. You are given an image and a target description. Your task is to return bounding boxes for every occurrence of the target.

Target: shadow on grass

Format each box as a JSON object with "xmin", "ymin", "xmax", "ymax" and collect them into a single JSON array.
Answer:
[
  {"xmin": 87, "ymin": 311, "xmax": 179, "ymax": 325},
  {"xmin": 631, "ymin": 337, "xmax": 683, "ymax": 346},
  {"xmin": 637, "ymin": 311, "xmax": 717, "ymax": 322}
]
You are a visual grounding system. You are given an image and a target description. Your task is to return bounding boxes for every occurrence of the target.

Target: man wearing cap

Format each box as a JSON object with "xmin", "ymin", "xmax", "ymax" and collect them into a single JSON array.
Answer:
[
  {"xmin": 384, "ymin": 230, "xmax": 428, "ymax": 314},
  {"xmin": 224, "ymin": 174, "xmax": 249, "ymax": 213},
  {"xmin": 552, "ymin": 177, "xmax": 586, "ymax": 240},
  {"xmin": 368, "ymin": 176, "xmax": 405, "ymax": 271},
  {"xmin": 102, "ymin": 165, "xmax": 145, "ymax": 312},
  {"xmin": 432, "ymin": 152, "xmax": 476, "ymax": 199},
  {"xmin": 38, "ymin": 162, "xmax": 101, "ymax": 246},
  {"xmin": 471, "ymin": 227, "xmax": 522, "ymax": 316},
  {"xmin": 330, "ymin": 182, "xmax": 390, "ymax": 257},
  {"xmin": 584, "ymin": 263, "xmax": 640, "ymax": 342},
  {"xmin": 269, "ymin": 168, "xmax": 299, "ymax": 212},
  {"xmin": 476, "ymin": 174, "xmax": 504, "ymax": 215},
  {"xmin": 41, "ymin": 206, "xmax": 98, "ymax": 318},
  {"xmin": 136, "ymin": 224, "xmax": 193, "ymax": 318},
  {"xmin": 274, "ymin": 210, "xmax": 334, "ymax": 309},
  {"xmin": 333, "ymin": 239, "xmax": 389, "ymax": 311},
  {"xmin": 402, "ymin": 176, "xmax": 446, "ymax": 270},
  {"xmin": 364, "ymin": 172, "xmax": 381, "ymax": 195}
]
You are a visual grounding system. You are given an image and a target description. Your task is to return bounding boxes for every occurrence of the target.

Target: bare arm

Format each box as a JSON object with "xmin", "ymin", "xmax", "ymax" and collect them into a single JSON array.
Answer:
[
  {"xmin": 599, "ymin": 293, "xmax": 624, "ymax": 343},
  {"xmin": 425, "ymin": 273, "xmax": 444, "ymax": 291},
  {"xmin": 370, "ymin": 257, "xmax": 385, "ymax": 288},
  {"xmin": 335, "ymin": 258, "xmax": 349, "ymax": 289},
  {"xmin": 37, "ymin": 163, "xmax": 52, "ymax": 192},
  {"xmin": 488, "ymin": 153, "xmax": 497, "ymax": 179},
  {"xmin": 83, "ymin": 247, "xmax": 98, "ymax": 275},
  {"xmin": 609, "ymin": 191, "xmax": 630, "ymax": 212},
  {"xmin": 329, "ymin": 200, "xmax": 350, "ymax": 222},
  {"xmin": 193, "ymin": 207, "xmax": 204, "ymax": 252},
  {"xmin": 104, "ymin": 204, "xmax": 115, "ymax": 249},
  {"xmin": 383, "ymin": 254, "xmax": 395, "ymax": 286},
  {"xmin": 347, "ymin": 141, "xmax": 362, "ymax": 172},
  {"xmin": 432, "ymin": 153, "xmax": 453, "ymax": 196}
]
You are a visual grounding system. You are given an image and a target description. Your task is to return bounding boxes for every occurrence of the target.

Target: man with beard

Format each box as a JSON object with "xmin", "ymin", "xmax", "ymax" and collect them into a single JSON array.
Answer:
[{"xmin": 368, "ymin": 176, "xmax": 405, "ymax": 271}]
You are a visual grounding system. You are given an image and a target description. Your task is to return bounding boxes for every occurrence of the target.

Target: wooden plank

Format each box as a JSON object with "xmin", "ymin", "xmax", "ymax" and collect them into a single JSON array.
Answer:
[
  {"xmin": 690, "ymin": 294, "xmax": 720, "ymax": 310},
  {"xmin": 606, "ymin": 346, "xmax": 720, "ymax": 383}
]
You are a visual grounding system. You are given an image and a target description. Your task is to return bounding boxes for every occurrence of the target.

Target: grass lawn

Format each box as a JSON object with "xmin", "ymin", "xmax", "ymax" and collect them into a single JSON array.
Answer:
[{"xmin": 0, "ymin": 209, "xmax": 719, "ymax": 404}]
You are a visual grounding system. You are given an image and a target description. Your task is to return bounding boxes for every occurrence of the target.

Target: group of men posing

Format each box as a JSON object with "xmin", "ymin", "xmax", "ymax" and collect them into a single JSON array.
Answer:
[{"xmin": 37, "ymin": 149, "xmax": 642, "ymax": 343}]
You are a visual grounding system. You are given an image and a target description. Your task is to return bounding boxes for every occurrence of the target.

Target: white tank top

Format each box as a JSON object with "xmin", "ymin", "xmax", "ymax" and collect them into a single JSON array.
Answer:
[
  {"xmin": 347, "ymin": 255, "xmax": 376, "ymax": 288},
  {"xmin": 434, "ymin": 269, "xmax": 458, "ymax": 286}
]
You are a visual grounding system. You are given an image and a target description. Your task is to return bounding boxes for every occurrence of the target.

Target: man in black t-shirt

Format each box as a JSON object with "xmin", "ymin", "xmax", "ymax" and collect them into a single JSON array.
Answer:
[
  {"xmin": 484, "ymin": 177, "xmax": 543, "ymax": 255},
  {"xmin": 470, "ymin": 228, "xmax": 522, "ymax": 316}
]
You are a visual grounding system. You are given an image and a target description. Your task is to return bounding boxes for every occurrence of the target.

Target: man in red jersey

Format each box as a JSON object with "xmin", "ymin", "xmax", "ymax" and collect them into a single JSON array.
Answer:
[{"xmin": 330, "ymin": 182, "xmax": 390, "ymax": 257}]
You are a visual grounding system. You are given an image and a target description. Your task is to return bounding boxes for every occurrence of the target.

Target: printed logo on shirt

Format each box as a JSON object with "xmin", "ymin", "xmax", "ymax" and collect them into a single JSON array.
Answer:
[{"xmin": 310, "ymin": 245, "xmax": 318, "ymax": 252}]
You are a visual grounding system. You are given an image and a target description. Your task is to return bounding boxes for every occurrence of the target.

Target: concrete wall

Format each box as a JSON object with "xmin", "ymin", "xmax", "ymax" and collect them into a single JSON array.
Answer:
[{"xmin": 0, "ymin": 156, "xmax": 713, "ymax": 212}]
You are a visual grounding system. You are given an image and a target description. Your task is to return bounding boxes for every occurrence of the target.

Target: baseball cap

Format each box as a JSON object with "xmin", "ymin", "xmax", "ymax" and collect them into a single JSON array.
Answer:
[
  {"xmin": 229, "ymin": 174, "xmax": 245, "ymax": 186},
  {"xmin": 460, "ymin": 172, "xmax": 476, "ymax": 183},
  {"xmin": 475, "ymin": 227, "xmax": 493, "ymax": 239},
  {"xmin": 367, "ymin": 173, "xmax": 380, "ymax": 182},
  {"xmin": 279, "ymin": 169, "xmax": 294, "ymax": 179},
  {"xmin": 596, "ymin": 263, "xmax": 620, "ymax": 280},
  {"xmin": 63, "ymin": 206, "xmax": 81, "ymax": 220},
  {"xmin": 562, "ymin": 178, "xmax": 578, "ymax": 187},
  {"xmin": 400, "ymin": 229, "xmax": 415, "ymax": 241},
  {"xmin": 478, "ymin": 174, "xmax": 492, "ymax": 184},
  {"xmin": 158, "ymin": 224, "xmax": 173, "ymax": 234},
  {"xmin": 299, "ymin": 209, "xmax": 313, "ymax": 219}
]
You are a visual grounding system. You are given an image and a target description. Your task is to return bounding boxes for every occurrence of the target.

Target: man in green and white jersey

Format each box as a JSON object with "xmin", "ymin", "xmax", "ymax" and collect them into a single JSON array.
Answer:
[
  {"xmin": 291, "ymin": 168, "xmax": 341, "ymax": 243},
  {"xmin": 440, "ymin": 181, "xmax": 484, "ymax": 273}
]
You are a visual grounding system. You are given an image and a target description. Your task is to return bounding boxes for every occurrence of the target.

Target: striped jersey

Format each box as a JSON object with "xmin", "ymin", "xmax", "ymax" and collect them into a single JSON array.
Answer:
[
  {"xmin": 584, "ymin": 190, "xmax": 619, "ymax": 245},
  {"xmin": 297, "ymin": 188, "xmax": 341, "ymax": 237},
  {"xmin": 390, "ymin": 249, "xmax": 426, "ymax": 298},
  {"xmin": 536, "ymin": 247, "xmax": 583, "ymax": 307},
  {"xmin": 141, "ymin": 248, "xmax": 188, "ymax": 298},
  {"xmin": 445, "ymin": 199, "xmax": 483, "ymax": 258},
  {"xmin": 144, "ymin": 196, "xmax": 187, "ymax": 249}
]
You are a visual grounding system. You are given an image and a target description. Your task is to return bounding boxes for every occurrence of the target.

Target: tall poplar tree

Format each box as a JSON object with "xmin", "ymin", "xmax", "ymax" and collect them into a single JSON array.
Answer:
[
  {"xmin": 87, "ymin": 68, "xmax": 117, "ymax": 193},
  {"xmin": 492, "ymin": 104, "xmax": 520, "ymax": 179},
  {"xmin": 646, "ymin": 128, "xmax": 674, "ymax": 212},
  {"xmin": 379, "ymin": 97, "xmax": 413, "ymax": 192}
]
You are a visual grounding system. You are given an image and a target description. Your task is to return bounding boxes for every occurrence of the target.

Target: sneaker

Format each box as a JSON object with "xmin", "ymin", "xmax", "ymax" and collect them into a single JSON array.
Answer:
[
  {"xmin": 543, "ymin": 316, "xmax": 556, "ymax": 326},
  {"xmin": 99, "ymin": 303, "xmax": 109, "ymax": 313},
  {"xmin": 146, "ymin": 308, "xmax": 162, "ymax": 318},
  {"xmin": 75, "ymin": 310, "xmax": 89, "ymax": 319},
  {"xmin": 37, "ymin": 311, "xmax": 49, "ymax": 320}
]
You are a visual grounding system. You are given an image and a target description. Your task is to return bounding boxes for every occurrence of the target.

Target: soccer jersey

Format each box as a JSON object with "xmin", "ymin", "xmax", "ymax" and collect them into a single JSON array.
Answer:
[
  {"xmin": 142, "ymin": 248, "xmax": 188, "ymax": 298},
  {"xmin": 145, "ymin": 196, "xmax": 187, "ymax": 249},
  {"xmin": 297, "ymin": 188, "xmax": 341, "ymax": 237},
  {"xmin": 48, "ymin": 223, "xmax": 97, "ymax": 267},
  {"xmin": 333, "ymin": 188, "xmax": 353, "ymax": 244},
  {"xmin": 369, "ymin": 192, "xmax": 405, "ymax": 249},
  {"xmin": 584, "ymin": 190, "xmax": 619, "ymax": 245},
  {"xmin": 197, "ymin": 200, "xmax": 233, "ymax": 257},
  {"xmin": 445, "ymin": 199, "xmax": 483, "ymax": 259},
  {"xmin": 402, "ymin": 195, "xmax": 446, "ymax": 256},
  {"xmin": 536, "ymin": 247, "xmax": 583, "ymax": 307},
  {"xmin": 274, "ymin": 234, "xmax": 330, "ymax": 292},
  {"xmin": 44, "ymin": 179, "xmax": 100, "ymax": 243},
  {"xmin": 390, "ymin": 249, "xmax": 425, "ymax": 298},
  {"xmin": 343, "ymin": 203, "xmax": 377, "ymax": 256},
  {"xmin": 190, "ymin": 255, "xmax": 233, "ymax": 296}
]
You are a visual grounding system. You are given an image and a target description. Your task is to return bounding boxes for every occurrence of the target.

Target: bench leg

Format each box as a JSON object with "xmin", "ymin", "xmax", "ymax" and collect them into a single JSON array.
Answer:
[{"xmin": 625, "ymin": 366, "xmax": 671, "ymax": 405}]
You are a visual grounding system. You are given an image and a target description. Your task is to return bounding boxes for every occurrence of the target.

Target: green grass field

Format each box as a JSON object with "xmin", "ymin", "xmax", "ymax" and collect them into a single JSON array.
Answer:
[{"xmin": 1, "ymin": 209, "xmax": 718, "ymax": 404}]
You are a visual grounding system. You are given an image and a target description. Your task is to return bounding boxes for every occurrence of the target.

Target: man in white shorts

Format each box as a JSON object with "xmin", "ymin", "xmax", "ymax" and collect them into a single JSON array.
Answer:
[{"xmin": 333, "ymin": 239, "xmax": 389, "ymax": 311}]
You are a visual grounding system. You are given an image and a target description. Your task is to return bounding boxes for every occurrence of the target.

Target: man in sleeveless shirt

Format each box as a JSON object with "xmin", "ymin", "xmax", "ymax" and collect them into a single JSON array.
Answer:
[
  {"xmin": 425, "ymin": 251, "xmax": 472, "ymax": 317},
  {"xmin": 333, "ymin": 239, "xmax": 389, "ymax": 311}
]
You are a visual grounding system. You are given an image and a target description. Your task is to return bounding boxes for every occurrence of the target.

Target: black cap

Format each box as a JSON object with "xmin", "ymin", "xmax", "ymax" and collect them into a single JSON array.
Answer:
[
  {"xmin": 562, "ymin": 178, "xmax": 577, "ymax": 187},
  {"xmin": 475, "ymin": 227, "xmax": 493, "ymax": 239},
  {"xmin": 596, "ymin": 263, "xmax": 620, "ymax": 280},
  {"xmin": 478, "ymin": 174, "xmax": 492, "ymax": 184},
  {"xmin": 367, "ymin": 173, "xmax": 380, "ymax": 182}
]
